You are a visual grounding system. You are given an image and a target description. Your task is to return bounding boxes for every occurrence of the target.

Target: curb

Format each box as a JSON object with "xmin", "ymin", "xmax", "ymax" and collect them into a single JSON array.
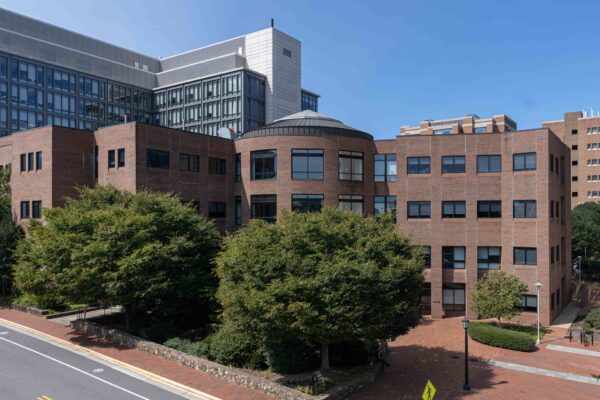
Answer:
[{"xmin": 0, "ymin": 317, "xmax": 221, "ymax": 400}]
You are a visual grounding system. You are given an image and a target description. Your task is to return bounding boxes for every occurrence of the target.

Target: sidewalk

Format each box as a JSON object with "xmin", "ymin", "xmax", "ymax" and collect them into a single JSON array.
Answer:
[{"xmin": 0, "ymin": 309, "xmax": 273, "ymax": 400}]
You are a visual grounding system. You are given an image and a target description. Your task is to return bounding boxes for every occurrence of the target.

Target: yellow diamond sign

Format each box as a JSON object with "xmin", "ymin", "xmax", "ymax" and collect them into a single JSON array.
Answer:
[{"xmin": 422, "ymin": 380, "xmax": 436, "ymax": 400}]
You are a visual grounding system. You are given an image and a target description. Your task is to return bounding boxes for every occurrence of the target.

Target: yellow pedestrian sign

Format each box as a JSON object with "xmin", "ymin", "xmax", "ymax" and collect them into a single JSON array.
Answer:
[{"xmin": 422, "ymin": 380, "xmax": 436, "ymax": 400}]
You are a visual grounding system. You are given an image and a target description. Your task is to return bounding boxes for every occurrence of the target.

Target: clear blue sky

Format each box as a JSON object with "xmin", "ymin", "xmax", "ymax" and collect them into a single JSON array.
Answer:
[{"xmin": 2, "ymin": 0, "xmax": 600, "ymax": 139}]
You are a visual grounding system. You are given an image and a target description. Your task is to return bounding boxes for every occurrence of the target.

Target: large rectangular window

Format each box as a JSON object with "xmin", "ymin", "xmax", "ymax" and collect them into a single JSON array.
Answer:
[
  {"xmin": 20, "ymin": 201, "xmax": 29, "ymax": 219},
  {"xmin": 35, "ymin": 151, "xmax": 42, "ymax": 170},
  {"xmin": 251, "ymin": 195, "xmax": 277, "ymax": 223},
  {"xmin": 108, "ymin": 150, "xmax": 115, "ymax": 168},
  {"xmin": 235, "ymin": 153, "xmax": 241, "ymax": 182},
  {"xmin": 179, "ymin": 153, "xmax": 200, "ymax": 172},
  {"xmin": 147, "ymin": 149, "xmax": 170, "ymax": 169},
  {"xmin": 118, "ymin": 149, "xmax": 125, "ymax": 167},
  {"xmin": 339, "ymin": 195, "xmax": 363, "ymax": 215},
  {"xmin": 442, "ymin": 201, "xmax": 465, "ymax": 218},
  {"xmin": 407, "ymin": 201, "xmax": 431, "ymax": 218},
  {"xmin": 514, "ymin": 247, "xmax": 537, "ymax": 265},
  {"xmin": 422, "ymin": 246, "xmax": 431, "ymax": 268},
  {"xmin": 442, "ymin": 247, "xmax": 465, "ymax": 269},
  {"xmin": 235, "ymin": 196, "xmax": 241, "ymax": 225},
  {"xmin": 441, "ymin": 156, "xmax": 465, "ymax": 174},
  {"xmin": 292, "ymin": 149, "xmax": 323, "ymax": 180},
  {"xmin": 32, "ymin": 200, "xmax": 42, "ymax": 219},
  {"xmin": 478, "ymin": 247, "xmax": 501, "ymax": 270},
  {"xmin": 251, "ymin": 150, "xmax": 277, "ymax": 180},
  {"xmin": 292, "ymin": 194, "xmax": 324, "ymax": 212},
  {"xmin": 443, "ymin": 284, "xmax": 465, "ymax": 311},
  {"xmin": 477, "ymin": 155, "xmax": 501, "ymax": 173},
  {"xmin": 477, "ymin": 201, "xmax": 501, "ymax": 218},
  {"xmin": 208, "ymin": 202, "xmax": 226, "ymax": 218},
  {"xmin": 513, "ymin": 152, "xmax": 536, "ymax": 171},
  {"xmin": 208, "ymin": 157, "xmax": 226, "ymax": 175},
  {"xmin": 513, "ymin": 200, "xmax": 536, "ymax": 218},
  {"xmin": 518, "ymin": 294, "xmax": 537, "ymax": 312},
  {"xmin": 27, "ymin": 152, "xmax": 34, "ymax": 171},
  {"xmin": 374, "ymin": 154, "xmax": 397, "ymax": 182},
  {"xmin": 20, "ymin": 154, "xmax": 26, "ymax": 172},
  {"xmin": 374, "ymin": 195, "xmax": 397, "ymax": 221},
  {"xmin": 407, "ymin": 157, "xmax": 430, "ymax": 174},
  {"xmin": 338, "ymin": 151, "xmax": 363, "ymax": 181}
]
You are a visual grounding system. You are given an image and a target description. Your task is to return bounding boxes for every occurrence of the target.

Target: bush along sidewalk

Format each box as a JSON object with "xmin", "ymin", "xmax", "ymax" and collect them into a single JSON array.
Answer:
[
  {"xmin": 584, "ymin": 308, "xmax": 600, "ymax": 330},
  {"xmin": 468, "ymin": 322, "xmax": 536, "ymax": 352}
]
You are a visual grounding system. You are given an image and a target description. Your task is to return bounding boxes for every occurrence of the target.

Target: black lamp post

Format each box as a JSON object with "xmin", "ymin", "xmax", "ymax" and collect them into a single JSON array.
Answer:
[{"xmin": 462, "ymin": 317, "xmax": 470, "ymax": 391}]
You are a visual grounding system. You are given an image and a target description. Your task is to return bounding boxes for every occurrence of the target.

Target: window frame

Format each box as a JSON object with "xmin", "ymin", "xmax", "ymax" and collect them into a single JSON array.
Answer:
[
  {"xmin": 291, "ymin": 194, "xmax": 324, "ymax": 213},
  {"xmin": 477, "ymin": 200, "xmax": 501, "ymax": 218},
  {"xmin": 442, "ymin": 201, "xmax": 466, "ymax": 218},
  {"xmin": 513, "ymin": 200, "xmax": 537, "ymax": 218},
  {"xmin": 251, "ymin": 150, "xmax": 277, "ymax": 180},
  {"xmin": 477, "ymin": 246, "xmax": 501, "ymax": 270},
  {"xmin": 441, "ymin": 155, "xmax": 465, "ymax": 174},
  {"xmin": 407, "ymin": 156, "xmax": 431, "ymax": 174},
  {"xmin": 513, "ymin": 152, "xmax": 537, "ymax": 171},
  {"xmin": 477, "ymin": 155, "xmax": 501, "ymax": 173},
  {"xmin": 208, "ymin": 157, "xmax": 226, "ymax": 175},
  {"xmin": 147, "ymin": 148, "xmax": 170, "ymax": 169},
  {"xmin": 442, "ymin": 246, "xmax": 466, "ymax": 269},
  {"xmin": 338, "ymin": 150, "xmax": 364, "ymax": 181},
  {"xmin": 292, "ymin": 149, "xmax": 324, "ymax": 180},
  {"xmin": 407, "ymin": 201, "xmax": 431, "ymax": 219},
  {"xmin": 251, "ymin": 194, "xmax": 277, "ymax": 223},
  {"xmin": 338, "ymin": 195, "xmax": 364, "ymax": 215},
  {"xmin": 514, "ymin": 247, "xmax": 537, "ymax": 265},
  {"xmin": 374, "ymin": 154, "xmax": 397, "ymax": 182},
  {"xmin": 374, "ymin": 195, "xmax": 397, "ymax": 221},
  {"xmin": 208, "ymin": 201, "xmax": 226, "ymax": 219}
]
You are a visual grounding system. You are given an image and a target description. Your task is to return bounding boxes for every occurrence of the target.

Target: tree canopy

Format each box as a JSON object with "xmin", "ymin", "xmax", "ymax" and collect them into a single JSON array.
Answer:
[
  {"xmin": 0, "ymin": 165, "xmax": 23, "ymax": 295},
  {"xmin": 572, "ymin": 202, "xmax": 600, "ymax": 259},
  {"xmin": 13, "ymin": 186, "xmax": 219, "ymax": 328},
  {"xmin": 473, "ymin": 270, "xmax": 528, "ymax": 323},
  {"xmin": 215, "ymin": 208, "xmax": 424, "ymax": 370}
]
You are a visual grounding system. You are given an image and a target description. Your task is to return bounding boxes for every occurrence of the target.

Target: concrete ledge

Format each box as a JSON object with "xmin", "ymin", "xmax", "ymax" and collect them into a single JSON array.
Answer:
[
  {"xmin": 10, "ymin": 303, "xmax": 48, "ymax": 317},
  {"xmin": 44, "ymin": 306, "xmax": 102, "ymax": 320}
]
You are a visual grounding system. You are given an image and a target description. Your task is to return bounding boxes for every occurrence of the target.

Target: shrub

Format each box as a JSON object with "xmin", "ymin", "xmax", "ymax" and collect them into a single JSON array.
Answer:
[
  {"xmin": 329, "ymin": 339, "xmax": 373, "ymax": 367},
  {"xmin": 13, "ymin": 292, "xmax": 66, "ymax": 311},
  {"xmin": 264, "ymin": 335, "xmax": 319, "ymax": 374},
  {"xmin": 138, "ymin": 322, "xmax": 180, "ymax": 344},
  {"xmin": 163, "ymin": 337, "xmax": 209, "ymax": 357},
  {"xmin": 205, "ymin": 324, "xmax": 266, "ymax": 369},
  {"xmin": 468, "ymin": 322, "xmax": 535, "ymax": 352},
  {"xmin": 584, "ymin": 308, "xmax": 600, "ymax": 329}
]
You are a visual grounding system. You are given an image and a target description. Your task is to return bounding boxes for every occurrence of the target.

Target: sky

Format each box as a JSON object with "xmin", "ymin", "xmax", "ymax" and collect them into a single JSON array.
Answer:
[{"xmin": 2, "ymin": 0, "xmax": 600, "ymax": 139}]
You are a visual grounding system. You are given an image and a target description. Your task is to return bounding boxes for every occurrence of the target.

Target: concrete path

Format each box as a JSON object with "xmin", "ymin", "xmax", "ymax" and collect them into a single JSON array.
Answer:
[
  {"xmin": 549, "ymin": 300, "xmax": 581, "ymax": 329},
  {"xmin": 49, "ymin": 306, "xmax": 123, "ymax": 326},
  {"xmin": 488, "ymin": 360, "xmax": 600, "ymax": 386},
  {"xmin": 547, "ymin": 344, "xmax": 600, "ymax": 358}
]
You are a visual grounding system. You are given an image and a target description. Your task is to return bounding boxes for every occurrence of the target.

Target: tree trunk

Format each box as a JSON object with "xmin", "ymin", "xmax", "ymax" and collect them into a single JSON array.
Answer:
[{"xmin": 321, "ymin": 342, "xmax": 330, "ymax": 371}]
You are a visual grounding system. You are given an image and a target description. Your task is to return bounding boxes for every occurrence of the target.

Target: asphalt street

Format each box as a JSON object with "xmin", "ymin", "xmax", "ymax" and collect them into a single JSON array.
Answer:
[{"xmin": 0, "ymin": 322, "xmax": 207, "ymax": 400}]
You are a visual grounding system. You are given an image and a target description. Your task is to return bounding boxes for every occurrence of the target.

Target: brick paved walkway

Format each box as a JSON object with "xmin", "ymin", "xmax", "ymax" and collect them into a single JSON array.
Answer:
[
  {"xmin": 0, "ymin": 309, "xmax": 273, "ymax": 400},
  {"xmin": 350, "ymin": 317, "xmax": 600, "ymax": 400}
]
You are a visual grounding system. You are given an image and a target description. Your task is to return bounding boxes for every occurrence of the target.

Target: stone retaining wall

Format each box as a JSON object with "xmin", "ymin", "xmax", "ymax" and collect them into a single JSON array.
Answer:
[{"xmin": 10, "ymin": 303, "xmax": 48, "ymax": 317}]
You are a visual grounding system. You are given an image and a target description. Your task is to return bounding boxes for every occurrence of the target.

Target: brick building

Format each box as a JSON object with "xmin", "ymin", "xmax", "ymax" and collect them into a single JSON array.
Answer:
[{"xmin": 0, "ymin": 110, "xmax": 572, "ymax": 325}]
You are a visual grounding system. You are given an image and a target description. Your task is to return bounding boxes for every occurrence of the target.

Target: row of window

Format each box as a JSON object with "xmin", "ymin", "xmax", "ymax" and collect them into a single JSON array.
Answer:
[
  {"xmin": 587, "ymin": 143, "xmax": 600, "ymax": 150},
  {"xmin": 422, "ymin": 245, "xmax": 538, "ymax": 268},
  {"xmin": 408, "ymin": 153, "xmax": 536, "ymax": 174},
  {"xmin": 20, "ymin": 200, "xmax": 42, "ymax": 220},
  {"xmin": 407, "ymin": 200, "xmax": 537, "ymax": 219},
  {"xmin": 107, "ymin": 149, "xmax": 126, "ymax": 169},
  {"xmin": 156, "ymin": 76, "xmax": 242, "ymax": 109},
  {"xmin": 432, "ymin": 286, "xmax": 537, "ymax": 312},
  {"xmin": 587, "ymin": 159, "xmax": 600, "ymax": 166},
  {"xmin": 19, "ymin": 151, "xmax": 42, "ymax": 172},
  {"xmin": 145, "ymin": 149, "xmax": 227, "ymax": 174},
  {"xmin": 587, "ymin": 127, "xmax": 600, "ymax": 134}
]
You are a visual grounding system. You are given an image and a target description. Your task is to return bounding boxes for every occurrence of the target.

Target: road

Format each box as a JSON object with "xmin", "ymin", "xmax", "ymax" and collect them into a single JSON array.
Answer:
[{"xmin": 0, "ymin": 322, "xmax": 211, "ymax": 400}]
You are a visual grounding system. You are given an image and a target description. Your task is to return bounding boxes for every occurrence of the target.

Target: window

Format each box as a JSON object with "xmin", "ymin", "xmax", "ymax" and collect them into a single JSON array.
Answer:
[
  {"xmin": 407, "ymin": 201, "xmax": 431, "ymax": 218},
  {"xmin": 374, "ymin": 195, "xmax": 397, "ymax": 221},
  {"xmin": 374, "ymin": 154, "xmax": 397, "ymax": 181},
  {"xmin": 551, "ymin": 293, "xmax": 555, "ymax": 310},
  {"xmin": 407, "ymin": 157, "xmax": 430, "ymax": 174},
  {"xmin": 477, "ymin": 155, "xmax": 501, "ymax": 173},
  {"xmin": 179, "ymin": 153, "xmax": 200, "ymax": 172},
  {"xmin": 441, "ymin": 156, "xmax": 465, "ymax": 174},
  {"xmin": 339, "ymin": 195, "xmax": 363, "ymax": 215},
  {"xmin": 443, "ymin": 284, "xmax": 466, "ymax": 311},
  {"xmin": 478, "ymin": 247, "xmax": 501, "ymax": 270},
  {"xmin": 477, "ymin": 201, "xmax": 501, "ymax": 218},
  {"xmin": 572, "ymin": 145, "xmax": 578, "ymax": 150},
  {"xmin": 147, "ymin": 149, "xmax": 170, "ymax": 169},
  {"xmin": 251, "ymin": 150, "xmax": 277, "ymax": 180},
  {"xmin": 20, "ymin": 154, "xmax": 26, "ymax": 172},
  {"xmin": 573, "ymin": 160, "xmax": 579, "ymax": 166},
  {"xmin": 27, "ymin": 152, "xmax": 34, "ymax": 171},
  {"xmin": 32, "ymin": 200, "xmax": 42, "ymax": 219},
  {"xmin": 474, "ymin": 127, "xmax": 487, "ymax": 134},
  {"xmin": 203, "ymin": 80, "xmax": 220, "ymax": 99},
  {"xmin": 433, "ymin": 128, "xmax": 452, "ymax": 135},
  {"xmin": 518, "ymin": 295, "xmax": 537, "ymax": 312},
  {"xmin": 514, "ymin": 247, "xmax": 537, "ymax": 265},
  {"xmin": 292, "ymin": 149, "xmax": 323, "ymax": 180},
  {"xmin": 572, "ymin": 129, "xmax": 578, "ymax": 135},
  {"xmin": 208, "ymin": 157, "xmax": 226, "ymax": 175},
  {"xmin": 208, "ymin": 202, "xmax": 226, "ymax": 218},
  {"xmin": 235, "ymin": 153, "xmax": 241, "ymax": 182},
  {"xmin": 283, "ymin": 48, "xmax": 292, "ymax": 58},
  {"xmin": 422, "ymin": 246, "xmax": 431, "ymax": 268},
  {"xmin": 572, "ymin": 192, "xmax": 578, "ymax": 197},
  {"xmin": 251, "ymin": 195, "xmax": 277, "ymax": 223},
  {"xmin": 235, "ymin": 196, "xmax": 241, "ymax": 225},
  {"xmin": 20, "ymin": 201, "xmax": 30, "ymax": 219},
  {"xmin": 513, "ymin": 200, "xmax": 536, "ymax": 218},
  {"xmin": 550, "ymin": 154, "xmax": 554, "ymax": 172},
  {"xmin": 108, "ymin": 150, "xmax": 115, "ymax": 168},
  {"xmin": 572, "ymin": 176, "xmax": 578, "ymax": 182},
  {"xmin": 292, "ymin": 194, "xmax": 324, "ymax": 212},
  {"xmin": 442, "ymin": 201, "xmax": 465, "ymax": 218},
  {"xmin": 338, "ymin": 151, "xmax": 363, "ymax": 181},
  {"xmin": 513, "ymin": 152, "xmax": 536, "ymax": 171},
  {"xmin": 442, "ymin": 247, "xmax": 465, "ymax": 269},
  {"xmin": 118, "ymin": 149, "xmax": 125, "ymax": 167}
]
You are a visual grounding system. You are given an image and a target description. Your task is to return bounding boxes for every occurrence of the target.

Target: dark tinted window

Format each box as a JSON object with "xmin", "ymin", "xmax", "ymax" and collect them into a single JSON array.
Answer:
[
  {"xmin": 407, "ymin": 201, "xmax": 431, "ymax": 218},
  {"xmin": 514, "ymin": 247, "xmax": 537, "ymax": 265},
  {"xmin": 477, "ymin": 201, "xmax": 501, "ymax": 218},
  {"xmin": 147, "ymin": 149, "xmax": 170, "ymax": 169},
  {"xmin": 513, "ymin": 200, "xmax": 536, "ymax": 218},
  {"xmin": 441, "ymin": 156, "xmax": 465, "ymax": 173},
  {"xmin": 477, "ymin": 155, "xmax": 501, "ymax": 173},
  {"xmin": 407, "ymin": 157, "xmax": 430, "ymax": 174},
  {"xmin": 513, "ymin": 152, "xmax": 536, "ymax": 171},
  {"xmin": 292, "ymin": 149, "xmax": 323, "ymax": 180}
]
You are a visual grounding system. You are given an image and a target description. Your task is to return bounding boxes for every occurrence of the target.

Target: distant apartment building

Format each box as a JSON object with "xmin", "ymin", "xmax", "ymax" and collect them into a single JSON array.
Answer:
[
  {"xmin": 0, "ymin": 8, "xmax": 319, "ymax": 137},
  {"xmin": 0, "ymin": 110, "xmax": 571, "ymax": 325}
]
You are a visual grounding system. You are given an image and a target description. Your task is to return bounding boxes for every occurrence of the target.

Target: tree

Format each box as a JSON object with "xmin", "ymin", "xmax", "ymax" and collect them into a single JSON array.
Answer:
[
  {"xmin": 0, "ymin": 165, "xmax": 24, "ymax": 295},
  {"xmin": 572, "ymin": 202, "xmax": 600, "ymax": 259},
  {"xmin": 215, "ymin": 208, "xmax": 424, "ymax": 370},
  {"xmin": 473, "ymin": 270, "xmax": 528, "ymax": 323},
  {"xmin": 13, "ymin": 186, "xmax": 219, "ymax": 329}
]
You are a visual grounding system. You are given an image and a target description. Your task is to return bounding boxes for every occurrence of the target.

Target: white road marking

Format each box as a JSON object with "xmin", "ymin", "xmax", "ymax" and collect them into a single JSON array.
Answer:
[
  {"xmin": 0, "ymin": 336, "xmax": 151, "ymax": 399},
  {"xmin": 0, "ymin": 331, "xmax": 8, "ymax": 335},
  {"xmin": 93, "ymin": 368, "xmax": 104, "ymax": 373}
]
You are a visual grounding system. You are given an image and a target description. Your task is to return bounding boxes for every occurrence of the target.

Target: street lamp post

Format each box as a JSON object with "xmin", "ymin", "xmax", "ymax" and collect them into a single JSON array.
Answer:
[
  {"xmin": 577, "ymin": 256, "xmax": 583, "ymax": 284},
  {"xmin": 534, "ymin": 282, "xmax": 542, "ymax": 346},
  {"xmin": 462, "ymin": 317, "xmax": 470, "ymax": 391}
]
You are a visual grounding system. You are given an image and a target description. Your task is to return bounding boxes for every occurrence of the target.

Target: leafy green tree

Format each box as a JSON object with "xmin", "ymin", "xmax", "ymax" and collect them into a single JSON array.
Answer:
[
  {"xmin": 572, "ymin": 202, "xmax": 600, "ymax": 259},
  {"xmin": 216, "ymin": 208, "xmax": 424, "ymax": 370},
  {"xmin": 0, "ymin": 165, "xmax": 24, "ymax": 295},
  {"xmin": 473, "ymin": 270, "xmax": 528, "ymax": 323},
  {"xmin": 13, "ymin": 186, "xmax": 219, "ymax": 329}
]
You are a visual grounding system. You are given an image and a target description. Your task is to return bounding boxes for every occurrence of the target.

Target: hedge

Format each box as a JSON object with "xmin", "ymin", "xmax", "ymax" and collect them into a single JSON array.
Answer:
[
  {"xmin": 468, "ymin": 322, "xmax": 536, "ymax": 352},
  {"xmin": 584, "ymin": 308, "xmax": 600, "ymax": 330}
]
